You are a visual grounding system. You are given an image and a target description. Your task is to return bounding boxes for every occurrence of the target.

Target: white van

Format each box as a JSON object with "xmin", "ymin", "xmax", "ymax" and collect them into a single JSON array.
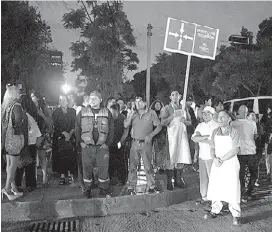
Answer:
[{"xmin": 224, "ymin": 96, "xmax": 272, "ymax": 119}]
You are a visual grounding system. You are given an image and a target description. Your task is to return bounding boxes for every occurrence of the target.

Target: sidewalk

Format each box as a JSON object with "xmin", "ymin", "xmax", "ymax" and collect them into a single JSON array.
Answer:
[{"xmin": 1, "ymin": 168, "xmax": 200, "ymax": 223}]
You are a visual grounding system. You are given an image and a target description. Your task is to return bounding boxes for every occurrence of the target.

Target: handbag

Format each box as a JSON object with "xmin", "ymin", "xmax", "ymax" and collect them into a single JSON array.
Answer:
[
  {"xmin": 5, "ymin": 103, "xmax": 24, "ymax": 155},
  {"xmin": 18, "ymin": 146, "xmax": 33, "ymax": 168}
]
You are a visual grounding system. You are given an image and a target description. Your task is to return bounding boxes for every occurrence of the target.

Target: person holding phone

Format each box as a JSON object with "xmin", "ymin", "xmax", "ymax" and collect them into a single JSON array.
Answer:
[{"xmin": 124, "ymin": 94, "xmax": 162, "ymax": 195}]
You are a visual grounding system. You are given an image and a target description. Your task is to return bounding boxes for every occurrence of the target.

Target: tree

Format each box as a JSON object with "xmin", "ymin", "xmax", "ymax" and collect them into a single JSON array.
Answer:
[
  {"xmin": 62, "ymin": 0, "xmax": 139, "ymax": 98},
  {"xmin": 257, "ymin": 16, "xmax": 272, "ymax": 45},
  {"xmin": 208, "ymin": 37, "xmax": 272, "ymax": 99},
  {"xmin": 1, "ymin": 1, "xmax": 54, "ymax": 98},
  {"xmin": 130, "ymin": 70, "xmax": 158, "ymax": 102}
]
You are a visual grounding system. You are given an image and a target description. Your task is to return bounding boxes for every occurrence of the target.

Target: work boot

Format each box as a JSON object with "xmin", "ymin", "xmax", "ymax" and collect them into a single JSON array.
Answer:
[
  {"xmin": 174, "ymin": 169, "xmax": 187, "ymax": 188},
  {"xmin": 166, "ymin": 170, "xmax": 174, "ymax": 191}
]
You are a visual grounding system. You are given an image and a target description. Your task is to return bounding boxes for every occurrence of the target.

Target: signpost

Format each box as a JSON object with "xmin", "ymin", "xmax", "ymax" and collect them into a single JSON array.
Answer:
[{"xmin": 164, "ymin": 17, "xmax": 219, "ymax": 108}]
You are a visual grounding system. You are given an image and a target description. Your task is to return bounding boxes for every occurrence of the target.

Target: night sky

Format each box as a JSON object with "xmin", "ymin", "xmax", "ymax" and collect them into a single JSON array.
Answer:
[{"xmin": 30, "ymin": 1, "xmax": 272, "ymax": 85}]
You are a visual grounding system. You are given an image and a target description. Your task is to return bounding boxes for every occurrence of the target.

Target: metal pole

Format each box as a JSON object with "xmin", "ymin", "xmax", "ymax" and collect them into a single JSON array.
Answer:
[
  {"xmin": 182, "ymin": 55, "xmax": 192, "ymax": 110},
  {"xmin": 146, "ymin": 23, "xmax": 152, "ymax": 108}
]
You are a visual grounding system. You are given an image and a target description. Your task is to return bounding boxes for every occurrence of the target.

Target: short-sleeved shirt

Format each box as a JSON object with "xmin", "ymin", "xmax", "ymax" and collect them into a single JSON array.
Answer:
[
  {"xmin": 231, "ymin": 119, "xmax": 257, "ymax": 155},
  {"xmin": 131, "ymin": 109, "xmax": 160, "ymax": 140},
  {"xmin": 193, "ymin": 120, "xmax": 218, "ymax": 160}
]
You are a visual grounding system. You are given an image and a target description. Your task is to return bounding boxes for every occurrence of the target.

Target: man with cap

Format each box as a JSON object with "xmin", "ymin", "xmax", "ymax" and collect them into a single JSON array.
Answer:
[
  {"xmin": 75, "ymin": 90, "xmax": 114, "ymax": 198},
  {"xmin": 161, "ymin": 90, "xmax": 192, "ymax": 190},
  {"xmin": 192, "ymin": 106, "xmax": 218, "ymax": 205},
  {"xmin": 231, "ymin": 105, "xmax": 258, "ymax": 202},
  {"xmin": 124, "ymin": 94, "xmax": 162, "ymax": 194}
]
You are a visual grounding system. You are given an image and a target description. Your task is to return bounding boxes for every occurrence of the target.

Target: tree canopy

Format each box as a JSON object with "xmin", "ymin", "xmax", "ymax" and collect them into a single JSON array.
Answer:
[
  {"xmin": 62, "ymin": 0, "xmax": 139, "ymax": 98},
  {"xmin": 1, "ymin": 1, "xmax": 56, "ymax": 98}
]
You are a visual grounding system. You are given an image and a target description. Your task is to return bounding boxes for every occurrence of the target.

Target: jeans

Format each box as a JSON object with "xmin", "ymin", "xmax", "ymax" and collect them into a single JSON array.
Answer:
[{"xmin": 127, "ymin": 140, "xmax": 155, "ymax": 190}]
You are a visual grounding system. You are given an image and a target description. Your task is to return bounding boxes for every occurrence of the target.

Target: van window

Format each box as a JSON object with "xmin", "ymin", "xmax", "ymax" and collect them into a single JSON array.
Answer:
[
  {"xmin": 233, "ymin": 99, "xmax": 254, "ymax": 113},
  {"xmin": 259, "ymin": 99, "xmax": 272, "ymax": 115}
]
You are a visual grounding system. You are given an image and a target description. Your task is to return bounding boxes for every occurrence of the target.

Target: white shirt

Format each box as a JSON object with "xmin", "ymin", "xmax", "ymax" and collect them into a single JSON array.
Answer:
[
  {"xmin": 26, "ymin": 113, "xmax": 42, "ymax": 145},
  {"xmin": 231, "ymin": 119, "xmax": 257, "ymax": 155},
  {"xmin": 193, "ymin": 120, "xmax": 218, "ymax": 160}
]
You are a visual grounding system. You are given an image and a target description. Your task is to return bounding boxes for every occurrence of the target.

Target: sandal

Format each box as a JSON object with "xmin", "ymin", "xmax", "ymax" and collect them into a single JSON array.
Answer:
[{"xmin": 58, "ymin": 178, "xmax": 66, "ymax": 185}]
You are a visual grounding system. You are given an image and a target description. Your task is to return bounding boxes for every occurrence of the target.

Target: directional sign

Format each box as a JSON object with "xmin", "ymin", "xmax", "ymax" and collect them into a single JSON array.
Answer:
[
  {"xmin": 164, "ymin": 17, "xmax": 219, "ymax": 60},
  {"xmin": 164, "ymin": 18, "xmax": 196, "ymax": 55}
]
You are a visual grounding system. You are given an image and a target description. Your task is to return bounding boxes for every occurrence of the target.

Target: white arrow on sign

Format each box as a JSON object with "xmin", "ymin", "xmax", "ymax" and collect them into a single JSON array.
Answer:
[
  {"xmin": 180, "ymin": 23, "xmax": 184, "ymax": 35},
  {"xmin": 183, "ymin": 34, "xmax": 193, "ymax": 40},
  {"xmin": 169, "ymin": 32, "xmax": 179, "ymax": 38},
  {"xmin": 178, "ymin": 38, "xmax": 183, "ymax": 50}
]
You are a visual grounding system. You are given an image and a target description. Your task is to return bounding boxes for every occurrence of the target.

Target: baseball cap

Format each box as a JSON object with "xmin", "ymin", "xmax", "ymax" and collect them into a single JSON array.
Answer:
[{"xmin": 203, "ymin": 106, "xmax": 215, "ymax": 114}]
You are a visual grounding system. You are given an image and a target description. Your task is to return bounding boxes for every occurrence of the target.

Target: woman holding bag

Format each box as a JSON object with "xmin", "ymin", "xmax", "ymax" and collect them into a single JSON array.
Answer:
[
  {"xmin": 15, "ymin": 94, "xmax": 42, "ymax": 192},
  {"xmin": 1, "ymin": 84, "xmax": 27, "ymax": 201}
]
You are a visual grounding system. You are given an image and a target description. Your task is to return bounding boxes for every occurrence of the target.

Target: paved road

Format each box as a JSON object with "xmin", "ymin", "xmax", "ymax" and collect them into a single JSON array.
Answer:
[{"xmin": 3, "ymin": 199, "xmax": 272, "ymax": 232}]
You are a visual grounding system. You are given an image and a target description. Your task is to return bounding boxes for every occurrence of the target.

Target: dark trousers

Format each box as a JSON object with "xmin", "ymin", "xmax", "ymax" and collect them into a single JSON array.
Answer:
[
  {"xmin": 188, "ymin": 132, "xmax": 195, "ymax": 161},
  {"xmin": 52, "ymin": 140, "xmax": 58, "ymax": 173},
  {"xmin": 109, "ymin": 146, "xmax": 127, "ymax": 185},
  {"xmin": 58, "ymin": 151, "xmax": 77, "ymax": 176},
  {"xmin": 77, "ymin": 148, "xmax": 84, "ymax": 185},
  {"xmin": 15, "ymin": 145, "xmax": 37, "ymax": 188},
  {"xmin": 238, "ymin": 155, "xmax": 258, "ymax": 196}
]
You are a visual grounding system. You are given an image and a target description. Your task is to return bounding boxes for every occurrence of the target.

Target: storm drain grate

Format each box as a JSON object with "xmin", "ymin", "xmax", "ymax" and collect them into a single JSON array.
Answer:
[{"xmin": 30, "ymin": 219, "xmax": 79, "ymax": 232}]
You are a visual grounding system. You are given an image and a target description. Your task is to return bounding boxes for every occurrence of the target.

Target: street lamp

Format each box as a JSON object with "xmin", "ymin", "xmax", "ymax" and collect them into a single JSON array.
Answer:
[{"xmin": 62, "ymin": 82, "xmax": 71, "ymax": 95}]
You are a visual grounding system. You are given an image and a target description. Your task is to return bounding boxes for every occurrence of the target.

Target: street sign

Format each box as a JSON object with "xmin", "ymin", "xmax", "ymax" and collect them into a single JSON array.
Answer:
[
  {"xmin": 163, "ymin": 17, "xmax": 219, "ymax": 112},
  {"xmin": 164, "ymin": 17, "xmax": 219, "ymax": 60}
]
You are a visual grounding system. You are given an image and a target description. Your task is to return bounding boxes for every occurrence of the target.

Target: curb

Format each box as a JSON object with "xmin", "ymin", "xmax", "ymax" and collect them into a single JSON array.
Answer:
[{"xmin": 1, "ymin": 184, "xmax": 199, "ymax": 223}]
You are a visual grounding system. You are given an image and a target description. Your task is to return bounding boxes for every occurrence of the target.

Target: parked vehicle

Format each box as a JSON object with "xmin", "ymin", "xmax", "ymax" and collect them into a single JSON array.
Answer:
[{"xmin": 224, "ymin": 96, "xmax": 272, "ymax": 120}]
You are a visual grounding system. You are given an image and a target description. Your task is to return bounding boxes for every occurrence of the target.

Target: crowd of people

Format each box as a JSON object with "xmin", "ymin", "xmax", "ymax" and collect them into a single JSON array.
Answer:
[{"xmin": 1, "ymin": 83, "xmax": 272, "ymax": 225}]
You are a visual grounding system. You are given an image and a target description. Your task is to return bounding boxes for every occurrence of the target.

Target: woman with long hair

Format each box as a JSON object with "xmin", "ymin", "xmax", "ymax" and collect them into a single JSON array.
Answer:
[
  {"xmin": 1, "ymin": 84, "xmax": 26, "ymax": 200},
  {"xmin": 150, "ymin": 100, "xmax": 167, "ymax": 171},
  {"xmin": 30, "ymin": 90, "xmax": 53, "ymax": 185}
]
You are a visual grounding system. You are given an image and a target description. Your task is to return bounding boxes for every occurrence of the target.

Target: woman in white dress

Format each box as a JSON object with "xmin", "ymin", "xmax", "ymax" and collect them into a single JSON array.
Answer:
[{"xmin": 205, "ymin": 110, "xmax": 241, "ymax": 226}]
